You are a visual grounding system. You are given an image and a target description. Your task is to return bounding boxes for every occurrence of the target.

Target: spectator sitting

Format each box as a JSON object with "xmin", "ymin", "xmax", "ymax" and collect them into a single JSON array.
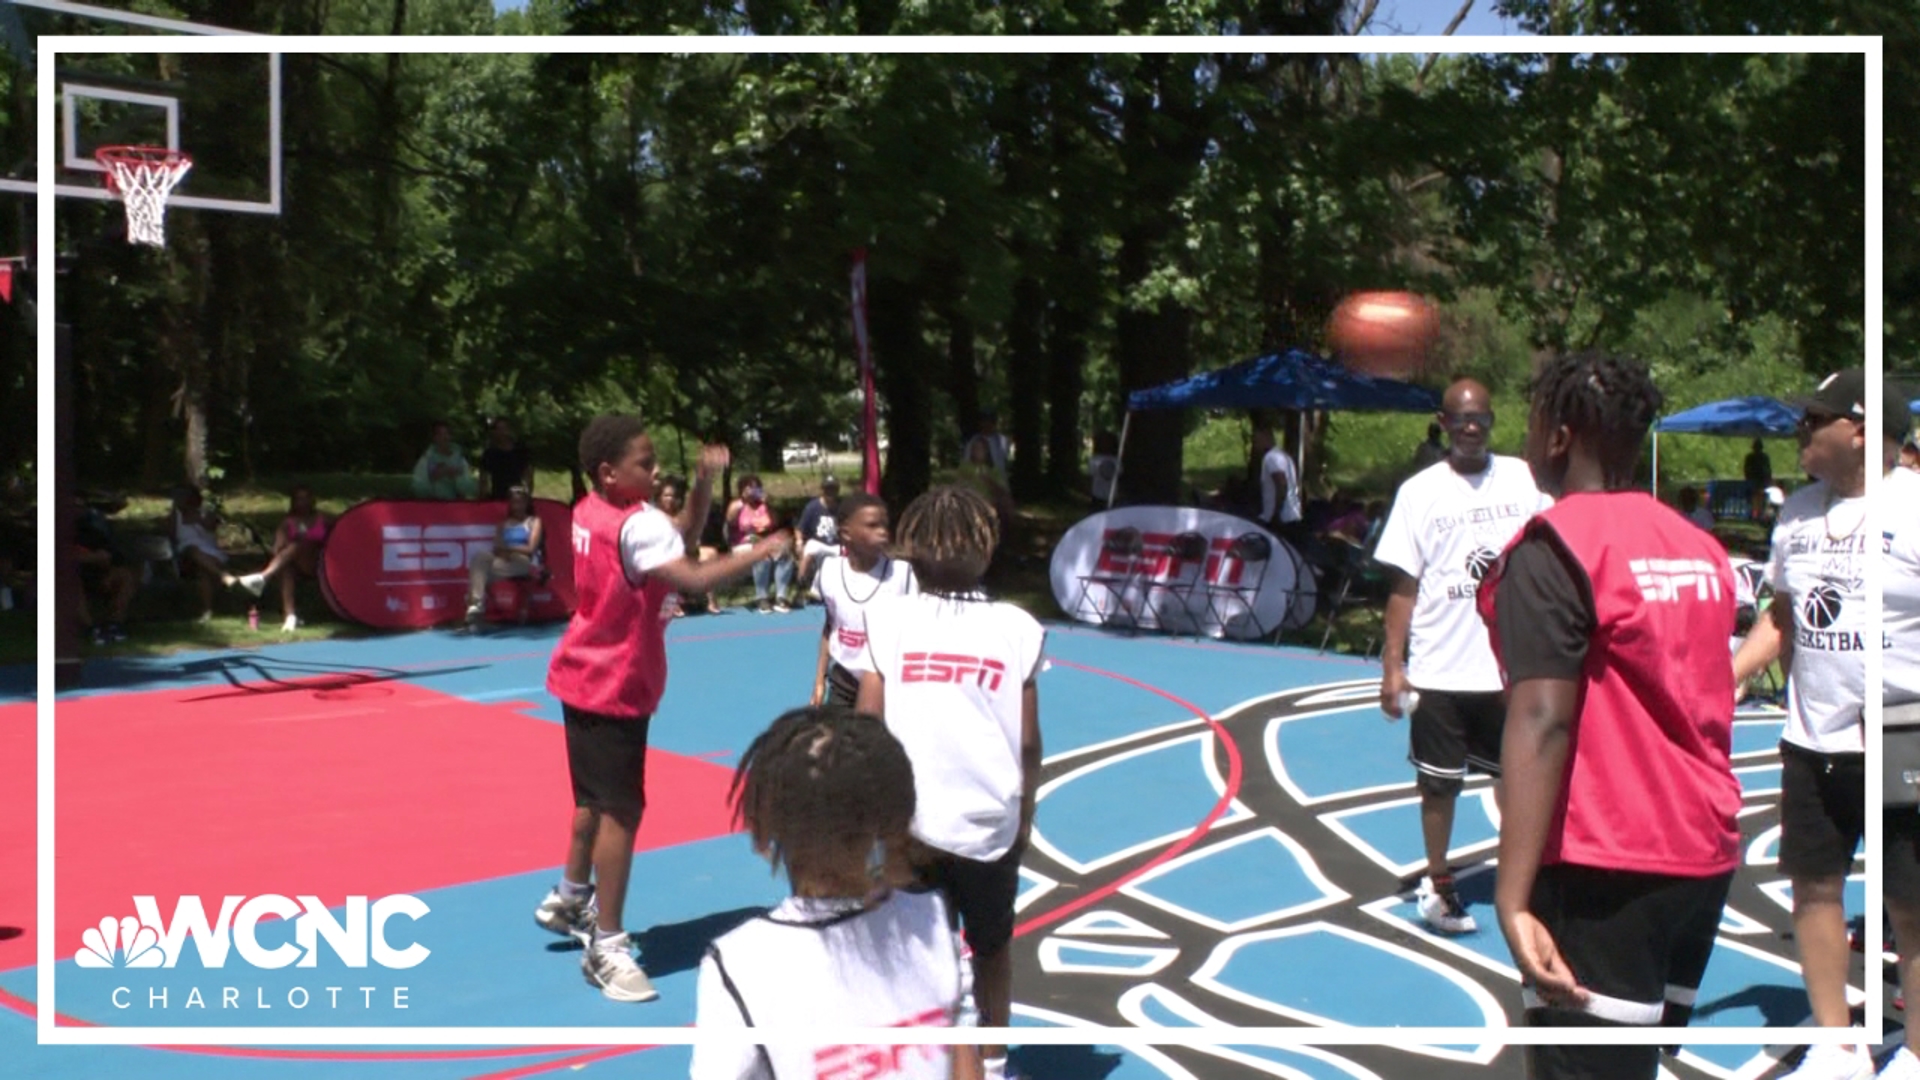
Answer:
[
  {"xmin": 412, "ymin": 421, "xmax": 479, "ymax": 500},
  {"xmin": 172, "ymin": 487, "xmax": 247, "ymax": 622},
  {"xmin": 654, "ymin": 475, "xmax": 715, "ymax": 616},
  {"xmin": 726, "ymin": 474, "xmax": 796, "ymax": 613},
  {"xmin": 465, "ymin": 485, "xmax": 544, "ymax": 629},
  {"xmin": 74, "ymin": 494, "xmax": 137, "ymax": 643},
  {"xmin": 1678, "ymin": 486, "xmax": 1716, "ymax": 532},
  {"xmin": 1903, "ymin": 438, "xmax": 1920, "ymax": 473},
  {"xmin": 479, "ymin": 417, "xmax": 534, "ymax": 501},
  {"xmin": 239, "ymin": 484, "xmax": 330, "ymax": 634},
  {"xmin": 794, "ymin": 475, "xmax": 843, "ymax": 598}
]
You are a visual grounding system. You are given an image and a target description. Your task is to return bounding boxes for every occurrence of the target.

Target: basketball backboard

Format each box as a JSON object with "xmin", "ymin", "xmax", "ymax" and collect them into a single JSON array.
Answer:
[{"xmin": 0, "ymin": 0, "xmax": 280, "ymax": 216}]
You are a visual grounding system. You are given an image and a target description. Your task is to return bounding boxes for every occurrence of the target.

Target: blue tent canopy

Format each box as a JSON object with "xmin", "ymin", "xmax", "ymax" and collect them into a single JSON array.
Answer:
[
  {"xmin": 1653, "ymin": 396, "xmax": 1800, "ymax": 438},
  {"xmin": 1126, "ymin": 349, "xmax": 1442, "ymax": 414}
]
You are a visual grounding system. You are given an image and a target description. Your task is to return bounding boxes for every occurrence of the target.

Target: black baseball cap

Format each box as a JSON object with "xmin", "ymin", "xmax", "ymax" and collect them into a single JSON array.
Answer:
[
  {"xmin": 820, "ymin": 475, "xmax": 840, "ymax": 490},
  {"xmin": 1795, "ymin": 368, "xmax": 1909, "ymax": 441}
]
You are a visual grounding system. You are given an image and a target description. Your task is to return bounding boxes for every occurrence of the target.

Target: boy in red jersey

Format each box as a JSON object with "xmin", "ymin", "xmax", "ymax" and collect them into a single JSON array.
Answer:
[
  {"xmin": 1477, "ymin": 352, "xmax": 1742, "ymax": 1080},
  {"xmin": 540, "ymin": 415, "xmax": 791, "ymax": 1002}
]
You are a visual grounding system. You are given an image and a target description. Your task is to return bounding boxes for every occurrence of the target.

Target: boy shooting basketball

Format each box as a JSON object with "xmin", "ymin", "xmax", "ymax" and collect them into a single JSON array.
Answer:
[
  {"xmin": 540, "ymin": 415, "xmax": 791, "ymax": 1002},
  {"xmin": 857, "ymin": 486, "xmax": 1044, "ymax": 1080}
]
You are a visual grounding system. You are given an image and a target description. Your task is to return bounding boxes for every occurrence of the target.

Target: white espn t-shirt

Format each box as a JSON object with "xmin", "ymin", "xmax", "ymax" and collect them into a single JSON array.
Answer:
[
  {"xmin": 863, "ymin": 593, "xmax": 1046, "ymax": 862},
  {"xmin": 814, "ymin": 553, "xmax": 918, "ymax": 676},
  {"xmin": 1259, "ymin": 446, "xmax": 1302, "ymax": 525},
  {"xmin": 1767, "ymin": 479, "xmax": 1867, "ymax": 753},
  {"xmin": 618, "ymin": 504, "xmax": 685, "ymax": 581},
  {"xmin": 690, "ymin": 890, "xmax": 967, "ymax": 1080},
  {"xmin": 1372, "ymin": 455, "xmax": 1552, "ymax": 693},
  {"xmin": 1884, "ymin": 467, "xmax": 1920, "ymax": 708}
]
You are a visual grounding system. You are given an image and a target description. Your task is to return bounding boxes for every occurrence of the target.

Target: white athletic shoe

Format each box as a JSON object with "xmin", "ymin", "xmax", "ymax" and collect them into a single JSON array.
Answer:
[
  {"xmin": 534, "ymin": 885, "xmax": 597, "ymax": 943},
  {"xmin": 582, "ymin": 932, "xmax": 658, "ymax": 1003},
  {"xmin": 1880, "ymin": 1047, "xmax": 1920, "ymax": 1080},
  {"xmin": 1415, "ymin": 875, "xmax": 1477, "ymax": 935},
  {"xmin": 239, "ymin": 573, "xmax": 267, "ymax": 597},
  {"xmin": 1781, "ymin": 1044, "xmax": 1872, "ymax": 1080},
  {"xmin": 281, "ymin": 614, "xmax": 299, "ymax": 634}
]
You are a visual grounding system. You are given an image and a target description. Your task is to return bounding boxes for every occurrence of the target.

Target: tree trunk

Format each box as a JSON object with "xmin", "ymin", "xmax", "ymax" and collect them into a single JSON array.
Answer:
[
  {"xmin": 944, "ymin": 300, "xmax": 978, "ymax": 468},
  {"xmin": 870, "ymin": 274, "xmax": 932, "ymax": 504},
  {"xmin": 1006, "ymin": 273, "xmax": 1047, "ymax": 500},
  {"xmin": 756, "ymin": 424, "xmax": 789, "ymax": 475},
  {"xmin": 1045, "ymin": 289, "xmax": 1090, "ymax": 496},
  {"xmin": 1112, "ymin": 227, "xmax": 1192, "ymax": 505}
]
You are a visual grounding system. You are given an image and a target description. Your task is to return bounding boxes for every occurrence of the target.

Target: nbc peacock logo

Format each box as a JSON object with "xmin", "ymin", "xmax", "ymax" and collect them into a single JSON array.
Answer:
[{"xmin": 75, "ymin": 916, "xmax": 165, "ymax": 968}]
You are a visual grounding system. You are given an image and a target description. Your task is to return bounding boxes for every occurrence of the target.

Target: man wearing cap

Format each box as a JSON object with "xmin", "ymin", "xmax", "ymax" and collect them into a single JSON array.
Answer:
[
  {"xmin": 794, "ymin": 475, "xmax": 843, "ymax": 600},
  {"xmin": 1732, "ymin": 368, "xmax": 1881, "ymax": 1080}
]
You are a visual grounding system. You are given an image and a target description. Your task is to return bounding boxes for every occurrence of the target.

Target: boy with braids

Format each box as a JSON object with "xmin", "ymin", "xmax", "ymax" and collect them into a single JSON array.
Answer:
[
  {"xmin": 812, "ymin": 490, "xmax": 917, "ymax": 709},
  {"xmin": 691, "ymin": 706, "xmax": 979, "ymax": 1080},
  {"xmin": 857, "ymin": 485, "xmax": 1044, "ymax": 1080},
  {"xmin": 1476, "ymin": 352, "xmax": 1741, "ymax": 1080},
  {"xmin": 540, "ymin": 415, "xmax": 791, "ymax": 1003}
]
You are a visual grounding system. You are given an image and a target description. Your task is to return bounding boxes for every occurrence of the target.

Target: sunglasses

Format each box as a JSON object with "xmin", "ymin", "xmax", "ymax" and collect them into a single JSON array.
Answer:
[
  {"xmin": 1797, "ymin": 410, "xmax": 1851, "ymax": 433},
  {"xmin": 1443, "ymin": 411, "xmax": 1495, "ymax": 430}
]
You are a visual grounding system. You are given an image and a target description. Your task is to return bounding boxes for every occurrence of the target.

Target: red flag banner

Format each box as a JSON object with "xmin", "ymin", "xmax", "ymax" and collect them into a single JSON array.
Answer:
[
  {"xmin": 0, "ymin": 262, "xmax": 12, "ymax": 305},
  {"xmin": 852, "ymin": 249, "xmax": 881, "ymax": 496}
]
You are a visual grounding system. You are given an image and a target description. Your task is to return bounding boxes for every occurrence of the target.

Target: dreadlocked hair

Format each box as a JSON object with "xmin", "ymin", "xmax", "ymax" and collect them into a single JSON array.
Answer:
[
  {"xmin": 729, "ymin": 706, "xmax": 917, "ymax": 886},
  {"xmin": 894, "ymin": 484, "xmax": 998, "ymax": 596},
  {"xmin": 1527, "ymin": 350, "xmax": 1664, "ymax": 490},
  {"xmin": 577, "ymin": 415, "xmax": 649, "ymax": 482}
]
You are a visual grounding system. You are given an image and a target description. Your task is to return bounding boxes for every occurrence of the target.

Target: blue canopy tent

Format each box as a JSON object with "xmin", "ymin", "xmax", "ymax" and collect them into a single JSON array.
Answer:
[
  {"xmin": 1111, "ymin": 349, "xmax": 1443, "ymax": 508},
  {"xmin": 1648, "ymin": 395, "xmax": 1800, "ymax": 495}
]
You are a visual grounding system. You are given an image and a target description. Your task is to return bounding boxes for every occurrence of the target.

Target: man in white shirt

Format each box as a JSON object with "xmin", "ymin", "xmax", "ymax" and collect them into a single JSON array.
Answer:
[
  {"xmin": 1252, "ymin": 420, "xmax": 1303, "ymax": 541},
  {"xmin": 1375, "ymin": 377, "xmax": 1552, "ymax": 935},
  {"xmin": 1732, "ymin": 369, "xmax": 1876, "ymax": 1080}
]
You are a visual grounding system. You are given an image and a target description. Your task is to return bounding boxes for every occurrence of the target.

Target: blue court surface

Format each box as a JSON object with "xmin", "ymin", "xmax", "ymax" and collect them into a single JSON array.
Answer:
[{"xmin": 0, "ymin": 611, "xmax": 1864, "ymax": 1079}]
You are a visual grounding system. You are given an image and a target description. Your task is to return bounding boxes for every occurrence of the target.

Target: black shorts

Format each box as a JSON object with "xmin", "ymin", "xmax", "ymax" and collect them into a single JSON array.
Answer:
[
  {"xmin": 1888, "ymin": 808, "xmax": 1920, "ymax": 908},
  {"xmin": 824, "ymin": 662, "xmax": 862, "ymax": 710},
  {"xmin": 913, "ymin": 842, "xmax": 1024, "ymax": 957},
  {"xmin": 1777, "ymin": 741, "xmax": 1865, "ymax": 881},
  {"xmin": 1524, "ymin": 863, "xmax": 1731, "ymax": 1036},
  {"xmin": 1409, "ymin": 689, "xmax": 1505, "ymax": 796},
  {"xmin": 563, "ymin": 704, "xmax": 653, "ymax": 820}
]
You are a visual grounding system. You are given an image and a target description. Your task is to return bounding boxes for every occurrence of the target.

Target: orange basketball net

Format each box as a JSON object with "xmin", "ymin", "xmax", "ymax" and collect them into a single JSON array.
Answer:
[{"xmin": 94, "ymin": 146, "xmax": 193, "ymax": 247}]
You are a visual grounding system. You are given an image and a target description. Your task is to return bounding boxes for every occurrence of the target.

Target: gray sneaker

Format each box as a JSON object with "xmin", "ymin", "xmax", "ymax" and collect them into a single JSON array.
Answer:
[
  {"xmin": 534, "ymin": 885, "xmax": 597, "ymax": 944},
  {"xmin": 582, "ymin": 932, "xmax": 658, "ymax": 1002}
]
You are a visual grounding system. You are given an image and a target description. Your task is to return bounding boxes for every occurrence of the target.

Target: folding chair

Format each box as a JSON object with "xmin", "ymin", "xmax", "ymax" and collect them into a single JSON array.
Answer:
[
  {"xmin": 1317, "ymin": 535, "xmax": 1387, "ymax": 656},
  {"xmin": 1204, "ymin": 532, "xmax": 1276, "ymax": 640},
  {"xmin": 1142, "ymin": 530, "xmax": 1211, "ymax": 635},
  {"xmin": 1073, "ymin": 526, "xmax": 1147, "ymax": 629}
]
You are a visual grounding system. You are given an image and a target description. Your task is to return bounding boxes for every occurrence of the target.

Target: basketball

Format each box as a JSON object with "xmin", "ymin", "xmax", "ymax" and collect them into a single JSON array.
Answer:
[{"xmin": 1327, "ymin": 291, "xmax": 1439, "ymax": 378}]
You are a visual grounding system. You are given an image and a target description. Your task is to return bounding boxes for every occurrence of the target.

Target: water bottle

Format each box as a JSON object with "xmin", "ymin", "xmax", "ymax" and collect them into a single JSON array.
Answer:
[
  {"xmin": 247, "ymin": 605, "xmax": 259, "ymax": 631},
  {"xmin": 1386, "ymin": 689, "xmax": 1419, "ymax": 722}
]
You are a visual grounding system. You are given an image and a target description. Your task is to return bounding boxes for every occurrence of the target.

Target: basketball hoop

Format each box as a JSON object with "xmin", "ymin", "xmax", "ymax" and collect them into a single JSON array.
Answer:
[{"xmin": 94, "ymin": 146, "xmax": 193, "ymax": 248}]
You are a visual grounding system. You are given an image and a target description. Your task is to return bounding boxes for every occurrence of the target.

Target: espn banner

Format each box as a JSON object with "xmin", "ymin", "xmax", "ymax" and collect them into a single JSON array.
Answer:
[
  {"xmin": 1048, "ymin": 506, "xmax": 1308, "ymax": 640},
  {"xmin": 319, "ymin": 498, "xmax": 576, "ymax": 630}
]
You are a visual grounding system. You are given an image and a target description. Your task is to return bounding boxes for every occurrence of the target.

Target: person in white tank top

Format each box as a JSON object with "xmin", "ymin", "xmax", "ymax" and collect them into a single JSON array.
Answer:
[
  {"xmin": 691, "ymin": 706, "xmax": 979, "ymax": 1080},
  {"xmin": 812, "ymin": 491, "xmax": 917, "ymax": 708}
]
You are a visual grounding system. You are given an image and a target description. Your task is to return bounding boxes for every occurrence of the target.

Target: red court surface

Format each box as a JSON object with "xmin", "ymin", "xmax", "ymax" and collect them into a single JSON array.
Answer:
[{"xmin": 43, "ymin": 679, "xmax": 736, "ymax": 965}]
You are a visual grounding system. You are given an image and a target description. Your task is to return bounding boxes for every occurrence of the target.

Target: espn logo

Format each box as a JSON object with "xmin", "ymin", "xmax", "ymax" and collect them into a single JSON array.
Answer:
[
  {"xmin": 1628, "ymin": 558, "xmax": 1723, "ymax": 604},
  {"xmin": 837, "ymin": 627, "xmax": 868, "ymax": 650},
  {"xmin": 1094, "ymin": 530, "xmax": 1246, "ymax": 586},
  {"xmin": 901, "ymin": 652, "xmax": 1007, "ymax": 691},
  {"xmin": 814, "ymin": 1007, "xmax": 951, "ymax": 1080},
  {"xmin": 381, "ymin": 525, "xmax": 496, "ymax": 574}
]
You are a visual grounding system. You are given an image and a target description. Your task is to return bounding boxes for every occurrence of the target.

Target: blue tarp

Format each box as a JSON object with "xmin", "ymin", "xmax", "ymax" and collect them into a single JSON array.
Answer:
[
  {"xmin": 1653, "ymin": 396, "xmax": 1801, "ymax": 438},
  {"xmin": 1126, "ymin": 349, "xmax": 1442, "ymax": 414}
]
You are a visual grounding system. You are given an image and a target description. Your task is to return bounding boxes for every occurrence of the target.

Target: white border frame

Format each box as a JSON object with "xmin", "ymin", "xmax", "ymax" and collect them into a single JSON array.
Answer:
[{"xmin": 34, "ymin": 33, "xmax": 1881, "ymax": 1050}]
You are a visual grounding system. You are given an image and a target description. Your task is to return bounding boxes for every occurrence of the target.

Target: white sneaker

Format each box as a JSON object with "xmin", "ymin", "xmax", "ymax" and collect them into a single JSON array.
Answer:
[
  {"xmin": 239, "ymin": 573, "xmax": 267, "ymax": 597},
  {"xmin": 1881, "ymin": 1047, "xmax": 1920, "ymax": 1080},
  {"xmin": 534, "ymin": 885, "xmax": 597, "ymax": 943},
  {"xmin": 582, "ymin": 932, "xmax": 658, "ymax": 1003},
  {"xmin": 281, "ymin": 614, "xmax": 299, "ymax": 634},
  {"xmin": 1415, "ymin": 875, "xmax": 1478, "ymax": 934},
  {"xmin": 1782, "ymin": 1044, "xmax": 1872, "ymax": 1080}
]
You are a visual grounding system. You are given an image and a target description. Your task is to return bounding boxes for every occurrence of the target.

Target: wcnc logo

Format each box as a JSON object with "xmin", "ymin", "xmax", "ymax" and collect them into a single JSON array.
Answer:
[{"xmin": 75, "ymin": 895, "xmax": 429, "ymax": 1014}]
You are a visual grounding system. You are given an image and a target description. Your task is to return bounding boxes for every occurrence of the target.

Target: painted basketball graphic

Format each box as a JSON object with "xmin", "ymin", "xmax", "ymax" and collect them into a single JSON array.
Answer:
[
  {"xmin": 1801, "ymin": 584, "xmax": 1844, "ymax": 630},
  {"xmin": 1465, "ymin": 548, "xmax": 1498, "ymax": 582}
]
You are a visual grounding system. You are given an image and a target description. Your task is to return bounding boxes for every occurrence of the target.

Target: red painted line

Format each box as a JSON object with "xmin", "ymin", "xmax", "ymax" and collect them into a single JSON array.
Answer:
[
  {"xmin": 1010, "ymin": 658, "xmax": 1244, "ymax": 939},
  {"xmin": 465, "ymin": 1045, "xmax": 650, "ymax": 1079}
]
